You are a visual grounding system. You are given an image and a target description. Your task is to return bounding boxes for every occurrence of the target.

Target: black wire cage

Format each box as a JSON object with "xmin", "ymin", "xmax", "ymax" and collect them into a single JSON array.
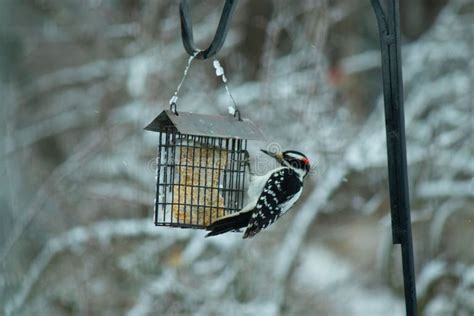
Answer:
[{"xmin": 145, "ymin": 110, "xmax": 265, "ymax": 229}]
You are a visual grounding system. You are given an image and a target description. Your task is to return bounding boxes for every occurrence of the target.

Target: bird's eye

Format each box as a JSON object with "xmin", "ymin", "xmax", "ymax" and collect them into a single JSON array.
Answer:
[{"xmin": 291, "ymin": 161, "xmax": 300, "ymax": 168}]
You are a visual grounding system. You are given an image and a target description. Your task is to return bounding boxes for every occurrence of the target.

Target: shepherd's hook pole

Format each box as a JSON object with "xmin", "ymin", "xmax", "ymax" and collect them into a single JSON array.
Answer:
[{"xmin": 371, "ymin": 0, "xmax": 417, "ymax": 315}]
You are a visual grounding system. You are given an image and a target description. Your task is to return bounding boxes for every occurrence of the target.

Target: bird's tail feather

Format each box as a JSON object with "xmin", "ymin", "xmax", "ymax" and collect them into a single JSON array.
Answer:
[{"xmin": 205, "ymin": 210, "xmax": 253, "ymax": 237}]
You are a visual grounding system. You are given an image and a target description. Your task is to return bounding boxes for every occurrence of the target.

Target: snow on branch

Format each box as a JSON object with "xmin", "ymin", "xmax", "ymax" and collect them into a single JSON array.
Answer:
[{"xmin": 4, "ymin": 219, "xmax": 192, "ymax": 315}]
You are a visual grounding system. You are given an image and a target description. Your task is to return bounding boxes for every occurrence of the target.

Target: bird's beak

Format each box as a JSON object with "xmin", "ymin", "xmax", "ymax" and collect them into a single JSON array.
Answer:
[{"xmin": 260, "ymin": 149, "xmax": 283, "ymax": 162}]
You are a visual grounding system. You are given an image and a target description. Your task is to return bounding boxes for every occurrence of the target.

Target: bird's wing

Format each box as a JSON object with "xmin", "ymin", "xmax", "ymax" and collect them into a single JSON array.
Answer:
[{"xmin": 243, "ymin": 168, "xmax": 302, "ymax": 238}]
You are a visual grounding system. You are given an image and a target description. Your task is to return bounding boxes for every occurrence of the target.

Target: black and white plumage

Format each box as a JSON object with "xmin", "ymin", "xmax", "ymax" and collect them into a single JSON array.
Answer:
[{"xmin": 206, "ymin": 149, "xmax": 311, "ymax": 238}]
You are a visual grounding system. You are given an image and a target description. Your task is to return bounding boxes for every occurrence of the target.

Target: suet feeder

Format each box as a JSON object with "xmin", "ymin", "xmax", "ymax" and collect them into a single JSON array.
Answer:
[{"xmin": 145, "ymin": 109, "xmax": 265, "ymax": 229}]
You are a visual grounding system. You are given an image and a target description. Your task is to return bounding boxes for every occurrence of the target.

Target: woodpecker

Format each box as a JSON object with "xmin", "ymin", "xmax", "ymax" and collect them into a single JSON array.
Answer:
[{"xmin": 206, "ymin": 149, "xmax": 311, "ymax": 238}]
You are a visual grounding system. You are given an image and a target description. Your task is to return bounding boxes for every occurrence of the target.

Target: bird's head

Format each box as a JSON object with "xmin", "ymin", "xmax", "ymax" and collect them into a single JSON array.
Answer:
[{"xmin": 261, "ymin": 149, "xmax": 311, "ymax": 176}]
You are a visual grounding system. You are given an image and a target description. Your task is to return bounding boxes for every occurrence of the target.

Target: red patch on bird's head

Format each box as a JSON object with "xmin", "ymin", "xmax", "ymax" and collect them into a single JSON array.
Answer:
[{"xmin": 302, "ymin": 158, "xmax": 310, "ymax": 165}]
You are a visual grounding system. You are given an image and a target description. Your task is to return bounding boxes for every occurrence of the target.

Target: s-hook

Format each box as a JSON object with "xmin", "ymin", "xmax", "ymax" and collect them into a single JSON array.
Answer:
[{"xmin": 179, "ymin": 0, "xmax": 238, "ymax": 59}]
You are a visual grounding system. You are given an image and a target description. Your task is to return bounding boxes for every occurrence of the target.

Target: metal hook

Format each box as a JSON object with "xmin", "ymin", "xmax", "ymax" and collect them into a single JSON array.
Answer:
[
  {"xmin": 170, "ymin": 102, "xmax": 178, "ymax": 115},
  {"xmin": 179, "ymin": 0, "xmax": 238, "ymax": 59},
  {"xmin": 233, "ymin": 109, "xmax": 242, "ymax": 121}
]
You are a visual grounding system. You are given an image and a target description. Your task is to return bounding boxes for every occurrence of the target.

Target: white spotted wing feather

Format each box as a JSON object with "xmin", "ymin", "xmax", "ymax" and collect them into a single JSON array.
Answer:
[{"xmin": 243, "ymin": 168, "xmax": 303, "ymax": 238}]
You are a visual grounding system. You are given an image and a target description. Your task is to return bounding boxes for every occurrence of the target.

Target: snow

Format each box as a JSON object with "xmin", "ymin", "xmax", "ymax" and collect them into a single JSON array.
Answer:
[
  {"xmin": 212, "ymin": 58, "xmax": 238, "ymax": 116},
  {"xmin": 294, "ymin": 245, "xmax": 404, "ymax": 315}
]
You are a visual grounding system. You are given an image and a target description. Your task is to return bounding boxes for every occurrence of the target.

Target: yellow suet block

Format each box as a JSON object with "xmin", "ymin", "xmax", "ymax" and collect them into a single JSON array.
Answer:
[{"xmin": 172, "ymin": 145, "xmax": 227, "ymax": 226}]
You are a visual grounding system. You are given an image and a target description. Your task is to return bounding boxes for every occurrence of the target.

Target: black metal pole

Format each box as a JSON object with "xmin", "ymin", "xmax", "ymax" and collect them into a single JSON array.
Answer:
[{"xmin": 370, "ymin": 0, "xmax": 417, "ymax": 315}]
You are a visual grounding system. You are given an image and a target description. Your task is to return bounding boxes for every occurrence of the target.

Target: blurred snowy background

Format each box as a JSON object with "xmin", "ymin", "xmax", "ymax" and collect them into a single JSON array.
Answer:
[{"xmin": 0, "ymin": 0, "xmax": 473, "ymax": 315}]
